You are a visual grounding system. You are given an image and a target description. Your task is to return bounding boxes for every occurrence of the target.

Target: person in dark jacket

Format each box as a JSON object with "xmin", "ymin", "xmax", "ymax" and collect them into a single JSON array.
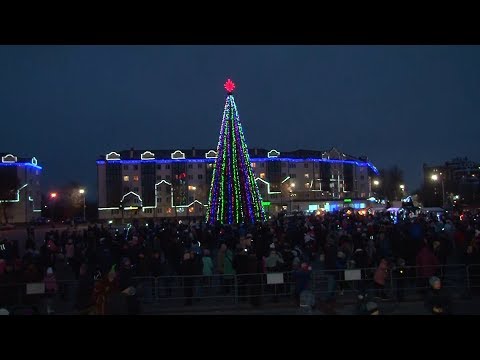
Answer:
[
  {"xmin": 181, "ymin": 252, "xmax": 196, "ymax": 305},
  {"xmin": 75, "ymin": 263, "xmax": 94, "ymax": 314},
  {"xmin": 425, "ymin": 276, "xmax": 452, "ymax": 315}
]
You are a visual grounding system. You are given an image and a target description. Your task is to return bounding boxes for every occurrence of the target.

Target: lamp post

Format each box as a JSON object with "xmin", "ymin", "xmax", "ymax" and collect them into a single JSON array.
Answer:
[
  {"xmin": 79, "ymin": 188, "xmax": 86, "ymax": 222},
  {"xmin": 289, "ymin": 183, "xmax": 295, "ymax": 213},
  {"xmin": 50, "ymin": 192, "xmax": 57, "ymax": 221},
  {"xmin": 431, "ymin": 174, "xmax": 445, "ymax": 208}
]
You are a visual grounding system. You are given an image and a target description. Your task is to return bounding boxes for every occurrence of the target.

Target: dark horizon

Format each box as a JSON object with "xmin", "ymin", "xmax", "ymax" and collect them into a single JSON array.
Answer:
[{"xmin": 1, "ymin": 45, "xmax": 479, "ymax": 200}]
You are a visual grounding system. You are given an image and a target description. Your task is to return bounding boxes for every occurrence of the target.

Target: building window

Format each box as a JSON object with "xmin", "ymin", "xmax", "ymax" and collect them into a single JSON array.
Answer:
[
  {"xmin": 260, "ymin": 173, "xmax": 266, "ymax": 179},
  {"xmin": 305, "ymin": 173, "xmax": 309, "ymax": 178},
  {"xmin": 198, "ymin": 174, "xmax": 203, "ymax": 180},
  {"xmin": 282, "ymin": 173, "xmax": 287, "ymax": 178},
  {"xmin": 188, "ymin": 164, "xmax": 193, "ymax": 169},
  {"xmin": 188, "ymin": 175, "xmax": 193, "ymax": 180},
  {"xmin": 144, "ymin": 208, "xmax": 153, "ymax": 214},
  {"xmin": 261, "ymin": 163, "xmax": 265, "ymax": 168},
  {"xmin": 133, "ymin": 175, "xmax": 139, "ymax": 181},
  {"xmin": 315, "ymin": 163, "xmax": 319, "ymax": 168},
  {"xmin": 123, "ymin": 176, "xmax": 129, "ymax": 182},
  {"xmin": 111, "ymin": 209, "xmax": 119, "ymax": 215},
  {"xmin": 157, "ymin": 208, "xmax": 162, "ymax": 214},
  {"xmin": 156, "ymin": 175, "xmax": 162, "ymax": 181},
  {"xmin": 289, "ymin": 163, "xmax": 296, "ymax": 168},
  {"xmin": 291, "ymin": 174, "xmax": 297, "ymax": 179},
  {"xmin": 157, "ymin": 164, "xmax": 162, "ymax": 170},
  {"xmin": 134, "ymin": 165, "xmax": 138, "ymax": 170},
  {"xmin": 166, "ymin": 175, "xmax": 171, "ymax": 180},
  {"xmin": 158, "ymin": 198, "xmax": 162, "ymax": 203},
  {"xmin": 304, "ymin": 163, "xmax": 309, "ymax": 168},
  {"xmin": 189, "ymin": 196, "xmax": 194, "ymax": 202},
  {"xmin": 360, "ymin": 175, "xmax": 365, "ymax": 180},
  {"xmin": 166, "ymin": 164, "xmax": 171, "ymax": 169},
  {"xmin": 123, "ymin": 165, "xmax": 129, "ymax": 170},
  {"xmin": 134, "ymin": 187, "xmax": 139, "ymax": 192},
  {"xmin": 282, "ymin": 163, "xmax": 286, "ymax": 168},
  {"xmin": 124, "ymin": 186, "xmax": 129, "ymax": 192},
  {"xmin": 198, "ymin": 164, "xmax": 203, "ymax": 169},
  {"xmin": 252, "ymin": 163, "xmax": 256, "ymax": 168}
]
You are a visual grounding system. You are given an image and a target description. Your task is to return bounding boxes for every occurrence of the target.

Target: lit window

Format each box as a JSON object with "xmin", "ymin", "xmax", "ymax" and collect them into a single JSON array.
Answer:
[
  {"xmin": 133, "ymin": 175, "xmax": 139, "ymax": 181},
  {"xmin": 305, "ymin": 183, "xmax": 310, "ymax": 189},
  {"xmin": 305, "ymin": 173, "xmax": 309, "ymax": 178},
  {"xmin": 252, "ymin": 163, "xmax": 256, "ymax": 168},
  {"xmin": 260, "ymin": 173, "xmax": 266, "ymax": 179},
  {"xmin": 123, "ymin": 176, "xmax": 129, "ymax": 182}
]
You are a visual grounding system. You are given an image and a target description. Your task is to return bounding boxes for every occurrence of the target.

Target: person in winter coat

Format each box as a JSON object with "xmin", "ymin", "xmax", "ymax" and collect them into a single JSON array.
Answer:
[
  {"xmin": 181, "ymin": 252, "xmax": 196, "ymax": 305},
  {"xmin": 75, "ymin": 263, "xmax": 94, "ymax": 314},
  {"xmin": 293, "ymin": 263, "xmax": 312, "ymax": 307},
  {"xmin": 425, "ymin": 276, "xmax": 452, "ymax": 315},
  {"xmin": 416, "ymin": 243, "xmax": 440, "ymax": 289},
  {"xmin": 374, "ymin": 258, "xmax": 389, "ymax": 300},
  {"xmin": 93, "ymin": 265, "xmax": 119, "ymax": 315},
  {"xmin": 44, "ymin": 267, "xmax": 58, "ymax": 314}
]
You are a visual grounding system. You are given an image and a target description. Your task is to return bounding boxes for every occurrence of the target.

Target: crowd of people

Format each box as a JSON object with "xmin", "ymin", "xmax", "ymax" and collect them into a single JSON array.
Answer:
[{"xmin": 0, "ymin": 208, "xmax": 479, "ymax": 314}]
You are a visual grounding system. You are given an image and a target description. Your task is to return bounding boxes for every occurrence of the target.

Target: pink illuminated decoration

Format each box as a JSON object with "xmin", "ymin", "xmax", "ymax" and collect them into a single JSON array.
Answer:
[{"xmin": 224, "ymin": 79, "xmax": 236, "ymax": 94}]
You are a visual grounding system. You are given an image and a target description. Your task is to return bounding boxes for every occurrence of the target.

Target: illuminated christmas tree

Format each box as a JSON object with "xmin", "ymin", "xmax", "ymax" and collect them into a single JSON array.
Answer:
[{"xmin": 206, "ymin": 79, "xmax": 265, "ymax": 225}]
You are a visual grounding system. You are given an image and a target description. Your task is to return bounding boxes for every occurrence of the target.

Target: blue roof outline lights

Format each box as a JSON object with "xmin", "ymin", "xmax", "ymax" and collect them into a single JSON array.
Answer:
[
  {"xmin": 0, "ymin": 162, "xmax": 43, "ymax": 170},
  {"xmin": 97, "ymin": 157, "xmax": 378, "ymax": 174}
]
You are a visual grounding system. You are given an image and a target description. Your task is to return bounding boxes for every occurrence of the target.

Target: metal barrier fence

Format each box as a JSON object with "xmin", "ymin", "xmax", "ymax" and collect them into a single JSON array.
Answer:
[{"xmin": 1, "ymin": 264, "xmax": 479, "ymax": 314}]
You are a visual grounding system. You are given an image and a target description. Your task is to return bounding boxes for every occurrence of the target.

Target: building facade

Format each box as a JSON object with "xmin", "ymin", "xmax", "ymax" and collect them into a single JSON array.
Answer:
[
  {"xmin": 0, "ymin": 153, "xmax": 42, "ymax": 224},
  {"xmin": 423, "ymin": 157, "xmax": 480, "ymax": 206},
  {"xmin": 97, "ymin": 148, "xmax": 378, "ymax": 221}
]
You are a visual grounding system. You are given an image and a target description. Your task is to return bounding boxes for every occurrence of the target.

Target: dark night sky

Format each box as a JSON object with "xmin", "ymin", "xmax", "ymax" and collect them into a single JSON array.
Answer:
[{"xmin": 1, "ymin": 45, "xmax": 479, "ymax": 200}]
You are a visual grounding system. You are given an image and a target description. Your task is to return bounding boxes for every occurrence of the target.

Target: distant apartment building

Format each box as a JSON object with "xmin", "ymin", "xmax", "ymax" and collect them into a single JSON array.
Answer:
[
  {"xmin": 423, "ymin": 157, "xmax": 480, "ymax": 206},
  {"xmin": 0, "ymin": 153, "xmax": 42, "ymax": 224},
  {"xmin": 96, "ymin": 147, "xmax": 379, "ymax": 221}
]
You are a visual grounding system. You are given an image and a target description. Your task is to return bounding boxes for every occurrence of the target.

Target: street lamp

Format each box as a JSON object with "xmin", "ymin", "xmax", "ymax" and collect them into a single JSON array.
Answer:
[
  {"xmin": 373, "ymin": 180, "xmax": 380, "ymax": 186},
  {"xmin": 50, "ymin": 192, "xmax": 57, "ymax": 199},
  {"xmin": 399, "ymin": 184, "xmax": 405, "ymax": 191},
  {"xmin": 431, "ymin": 174, "xmax": 445, "ymax": 208},
  {"xmin": 79, "ymin": 188, "xmax": 86, "ymax": 222}
]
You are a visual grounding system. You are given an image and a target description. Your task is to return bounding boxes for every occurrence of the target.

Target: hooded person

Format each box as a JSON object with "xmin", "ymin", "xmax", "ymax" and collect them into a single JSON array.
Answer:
[{"xmin": 425, "ymin": 276, "xmax": 452, "ymax": 315}]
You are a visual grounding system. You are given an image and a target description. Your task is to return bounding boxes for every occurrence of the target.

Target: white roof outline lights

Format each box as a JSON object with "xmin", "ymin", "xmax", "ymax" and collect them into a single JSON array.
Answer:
[
  {"xmin": 106, "ymin": 152, "xmax": 121, "ymax": 161},
  {"xmin": 205, "ymin": 150, "xmax": 218, "ymax": 159},
  {"xmin": 120, "ymin": 191, "xmax": 143, "ymax": 203},
  {"xmin": 31, "ymin": 157, "xmax": 38, "ymax": 166},
  {"xmin": 267, "ymin": 150, "xmax": 280, "ymax": 158},
  {"xmin": 255, "ymin": 177, "xmax": 281, "ymax": 194},
  {"xmin": 2, "ymin": 154, "xmax": 17, "ymax": 163},
  {"xmin": 171, "ymin": 150, "xmax": 186, "ymax": 159},
  {"xmin": 141, "ymin": 151, "xmax": 155, "ymax": 160},
  {"xmin": 0, "ymin": 184, "xmax": 28, "ymax": 203}
]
